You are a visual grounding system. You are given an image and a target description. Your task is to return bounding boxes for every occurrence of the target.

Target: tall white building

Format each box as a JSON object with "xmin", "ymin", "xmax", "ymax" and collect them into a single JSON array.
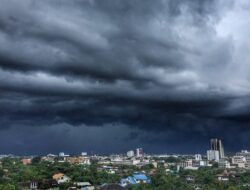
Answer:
[
  {"xmin": 136, "ymin": 148, "xmax": 143, "ymax": 157},
  {"xmin": 59, "ymin": 152, "xmax": 65, "ymax": 157},
  {"xmin": 207, "ymin": 150, "xmax": 220, "ymax": 162},
  {"xmin": 210, "ymin": 138, "xmax": 224, "ymax": 158},
  {"xmin": 127, "ymin": 150, "xmax": 135, "ymax": 157}
]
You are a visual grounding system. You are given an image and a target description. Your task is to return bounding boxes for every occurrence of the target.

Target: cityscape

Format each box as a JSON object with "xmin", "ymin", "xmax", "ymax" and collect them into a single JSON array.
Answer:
[
  {"xmin": 1, "ymin": 138, "xmax": 250, "ymax": 189},
  {"xmin": 1, "ymin": 0, "xmax": 250, "ymax": 189}
]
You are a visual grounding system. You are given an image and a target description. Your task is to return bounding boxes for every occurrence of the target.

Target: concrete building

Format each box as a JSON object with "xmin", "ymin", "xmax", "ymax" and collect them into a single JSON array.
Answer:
[
  {"xmin": 74, "ymin": 182, "xmax": 94, "ymax": 190},
  {"xmin": 232, "ymin": 156, "xmax": 246, "ymax": 168},
  {"xmin": 236, "ymin": 150, "xmax": 250, "ymax": 157},
  {"xmin": 136, "ymin": 148, "xmax": 143, "ymax": 158},
  {"xmin": 18, "ymin": 181, "xmax": 38, "ymax": 190},
  {"xmin": 180, "ymin": 159, "xmax": 193, "ymax": 168},
  {"xmin": 30, "ymin": 181, "xmax": 38, "ymax": 189},
  {"xmin": 66, "ymin": 156, "xmax": 90, "ymax": 165},
  {"xmin": 127, "ymin": 150, "xmax": 135, "ymax": 157},
  {"xmin": 216, "ymin": 171, "xmax": 229, "ymax": 181},
  {"xmin": 179, "ymin": 159, "xmax": 198, "ymax": 170},
  {"xmin": 207, "ymin": 150, "xmax": 220, "ymax": 162},
  {"xmin": 59, "ymin": 152, "xmax": 65, "ymax": 157},
  {"xmin": 21, "ymin": 158, "xmax": 32, "ymax": 165},
  {"xmin": 195, "ymin": 154, "xmax": 202, "ymax": 161},
  {"xmin": 120, "ymin": 172, "xmax": 151, "ymax": 187},
  {"xmin": 58, "ymin": 152, "xmax": 70, "ymax": 163},
  {"xmin": 185, "ymin": 159, "xmax": 193, "ymax": 167},
  {"xmin": 193, "ymin": 160, "xmax": 207, "ymax": 167},
  {"xmin": 42, "ymin": 154, "xmax": 57, "ymax": 162},
  {"xmin": 245, "ymin": 157, "xmax": 250, "ymax": 169},
  {"xmin": 210, "ymin": 138, "xmax": 224, "ymax": 158},
  {"xmin": 218, "ymin": 159, "xmax": 230, "ymax": 169},
  {"xmin": 81, "ymin": 152, "xmax": 88, "ymax": 156}
]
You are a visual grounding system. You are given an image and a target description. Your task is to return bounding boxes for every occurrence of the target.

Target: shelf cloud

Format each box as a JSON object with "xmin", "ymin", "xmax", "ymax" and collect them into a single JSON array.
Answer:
[{"xmin": 1, "ymin": 0, "xmax": 250, "ymax": 154}]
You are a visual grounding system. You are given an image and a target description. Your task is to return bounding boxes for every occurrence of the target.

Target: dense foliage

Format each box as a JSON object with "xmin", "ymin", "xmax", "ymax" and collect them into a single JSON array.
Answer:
[{"xmin": 0, "ymin": 157, "xmax": 250, "ymax": 190}]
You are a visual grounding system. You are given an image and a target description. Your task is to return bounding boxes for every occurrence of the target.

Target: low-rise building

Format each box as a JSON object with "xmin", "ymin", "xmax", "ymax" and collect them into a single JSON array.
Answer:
[
  {"xmin": 193, "ymin": 160, "xmax": 207, "ymax": 167},
  {"xmin": 245, "ymin": 157, "xmax": 250, "ymax": 169},
  {"xmin": 236, "ymin": 150, "xmax": 250, "ymax": 157},
  {"xmin": 180, "ymin": 159, "xmax": 192, "ymax": 168},
  {"xmin": 52, "ymin": 173, "xmax": 71, "ymax": 184},
  {"xmin": 41, "ymin": 154, "xmax": 57, "ymax": 162},
  {"xmin": 66, "ymin": 156, "xmax": 90, "ymax": 165},
  {"xmin": 21, "ymin": 158, "xmax": 32, "ymax": 165},
  {"xmin": 120, "ymin": 172, "xmax": 150, "ymax": 187},
  {"xmin": 74, "ymin": 182, "xmax": 94, "ymax": 190},
  {"xmin": 18, "ymin": 181, "xmax": 38, "ymax": 189},
  {"xmin": 232, "ymin": 156, "xmax": 246, "ymax": 168},
  {"xmin": 219, "ymin": 159, "xmax": 230, "ymax": 169},
  {"xmin": 216, "ymin": 170, "xmax": 229, "ymax": 181},
  {"xmin": 180, "ymin": 159, "xmax": 199, "ymax": 170},
  {"xmin": 184, "ymin": 175, "xmax": 195, "ymax": 182},
  {"xmin": 195, "ymin": 154, "xmax": 202, "ymax": 161}
]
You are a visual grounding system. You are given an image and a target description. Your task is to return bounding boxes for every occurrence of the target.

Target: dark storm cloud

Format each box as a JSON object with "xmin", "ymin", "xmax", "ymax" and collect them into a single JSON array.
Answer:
[{"xmin": 0, "ymin": 0, "xmax": 250, "ymax": 154}]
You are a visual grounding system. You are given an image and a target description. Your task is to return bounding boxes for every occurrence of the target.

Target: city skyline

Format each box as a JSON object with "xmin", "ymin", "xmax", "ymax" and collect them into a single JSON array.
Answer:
[
  {"xmin": 0, "ymin": 137, "xmax": 241, "ymax": 156},
  {"xmin": 1, "ymin": 0, "xmax": 250, "ymax": 154}
]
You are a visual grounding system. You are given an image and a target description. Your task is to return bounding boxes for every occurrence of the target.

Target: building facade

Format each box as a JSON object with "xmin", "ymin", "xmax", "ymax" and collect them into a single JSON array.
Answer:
[
  {"xmin": 127, "ymin": 150, "xmax": 135, "ymax": 157},
  {"xmin": 210, "ymin": 138, "xmax": 224, "ymax": 158},
  {"xmin": 207, "ymin": 150, "xmax": 220, "ymax": 162}
]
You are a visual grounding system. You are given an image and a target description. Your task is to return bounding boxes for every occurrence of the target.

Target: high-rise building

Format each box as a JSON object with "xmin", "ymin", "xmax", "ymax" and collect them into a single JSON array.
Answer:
[
  {"xmin": 210, "ymin": 138, "xmax": 224, "ymax": 158},
  {"xmin": 207, "ymin": 150, "xmax": 220, "ymax": 162},
  {"xmin": 136, "ymin": 148, "xmax": 143, "ymax": 157},
  {"xmin": 127, "ymin": 150, "xmax": 135, "ymax": 157},
  {"xmin": 59, "ymin": 152, "xmax": 65, "ymax": 157}
]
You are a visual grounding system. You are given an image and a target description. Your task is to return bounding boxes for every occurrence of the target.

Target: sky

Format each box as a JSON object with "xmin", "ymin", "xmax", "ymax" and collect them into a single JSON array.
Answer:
[{"xmin": 1, "ymin": 0, "xmax": 250, "ymax": 155}]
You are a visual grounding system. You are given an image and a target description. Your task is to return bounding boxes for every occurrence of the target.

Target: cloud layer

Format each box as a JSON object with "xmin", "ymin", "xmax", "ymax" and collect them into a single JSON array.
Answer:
[{"xmin": 1, "ymin": 0, "xmax": 250, "ymax": 154}]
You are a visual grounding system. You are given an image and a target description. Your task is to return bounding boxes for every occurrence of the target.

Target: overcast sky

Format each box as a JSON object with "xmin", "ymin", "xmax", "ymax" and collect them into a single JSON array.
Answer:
[{"xmin": 1, "ymin": 0, "xmax": 250, "ymax": 155}]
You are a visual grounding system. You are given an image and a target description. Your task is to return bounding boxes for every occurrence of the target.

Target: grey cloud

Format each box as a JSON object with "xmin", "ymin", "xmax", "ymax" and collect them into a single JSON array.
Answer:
[{"xmin": 0, "ymin": 0, "xmax": 250, "ymax": 153}]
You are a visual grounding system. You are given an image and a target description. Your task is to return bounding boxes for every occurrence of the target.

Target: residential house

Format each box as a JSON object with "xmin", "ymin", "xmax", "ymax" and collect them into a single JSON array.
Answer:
[
  {"xmin": 18, "ymin": 181, "xmax": 38, "ymax": 189},
  {"xmin": 52, "ymin": 173, "xmax": 71, "ymax": 184},
  {"xmin": 21, "ymin": 158, "xmax": 32, "ymax": 165},
  {"xmin": 216, "ymin": 170, "xmax": 229, "ymax": 181},
  {"xmin": 184, "ymin": 175, "xmax": 195, "ymax": 182},
  {"xmin": 74, "ymin": 182, "xmax": 95, "ymax": 190},
  {"xmin": 120, "ymin": 172, "xmax": 150, "ymax": 187}
]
